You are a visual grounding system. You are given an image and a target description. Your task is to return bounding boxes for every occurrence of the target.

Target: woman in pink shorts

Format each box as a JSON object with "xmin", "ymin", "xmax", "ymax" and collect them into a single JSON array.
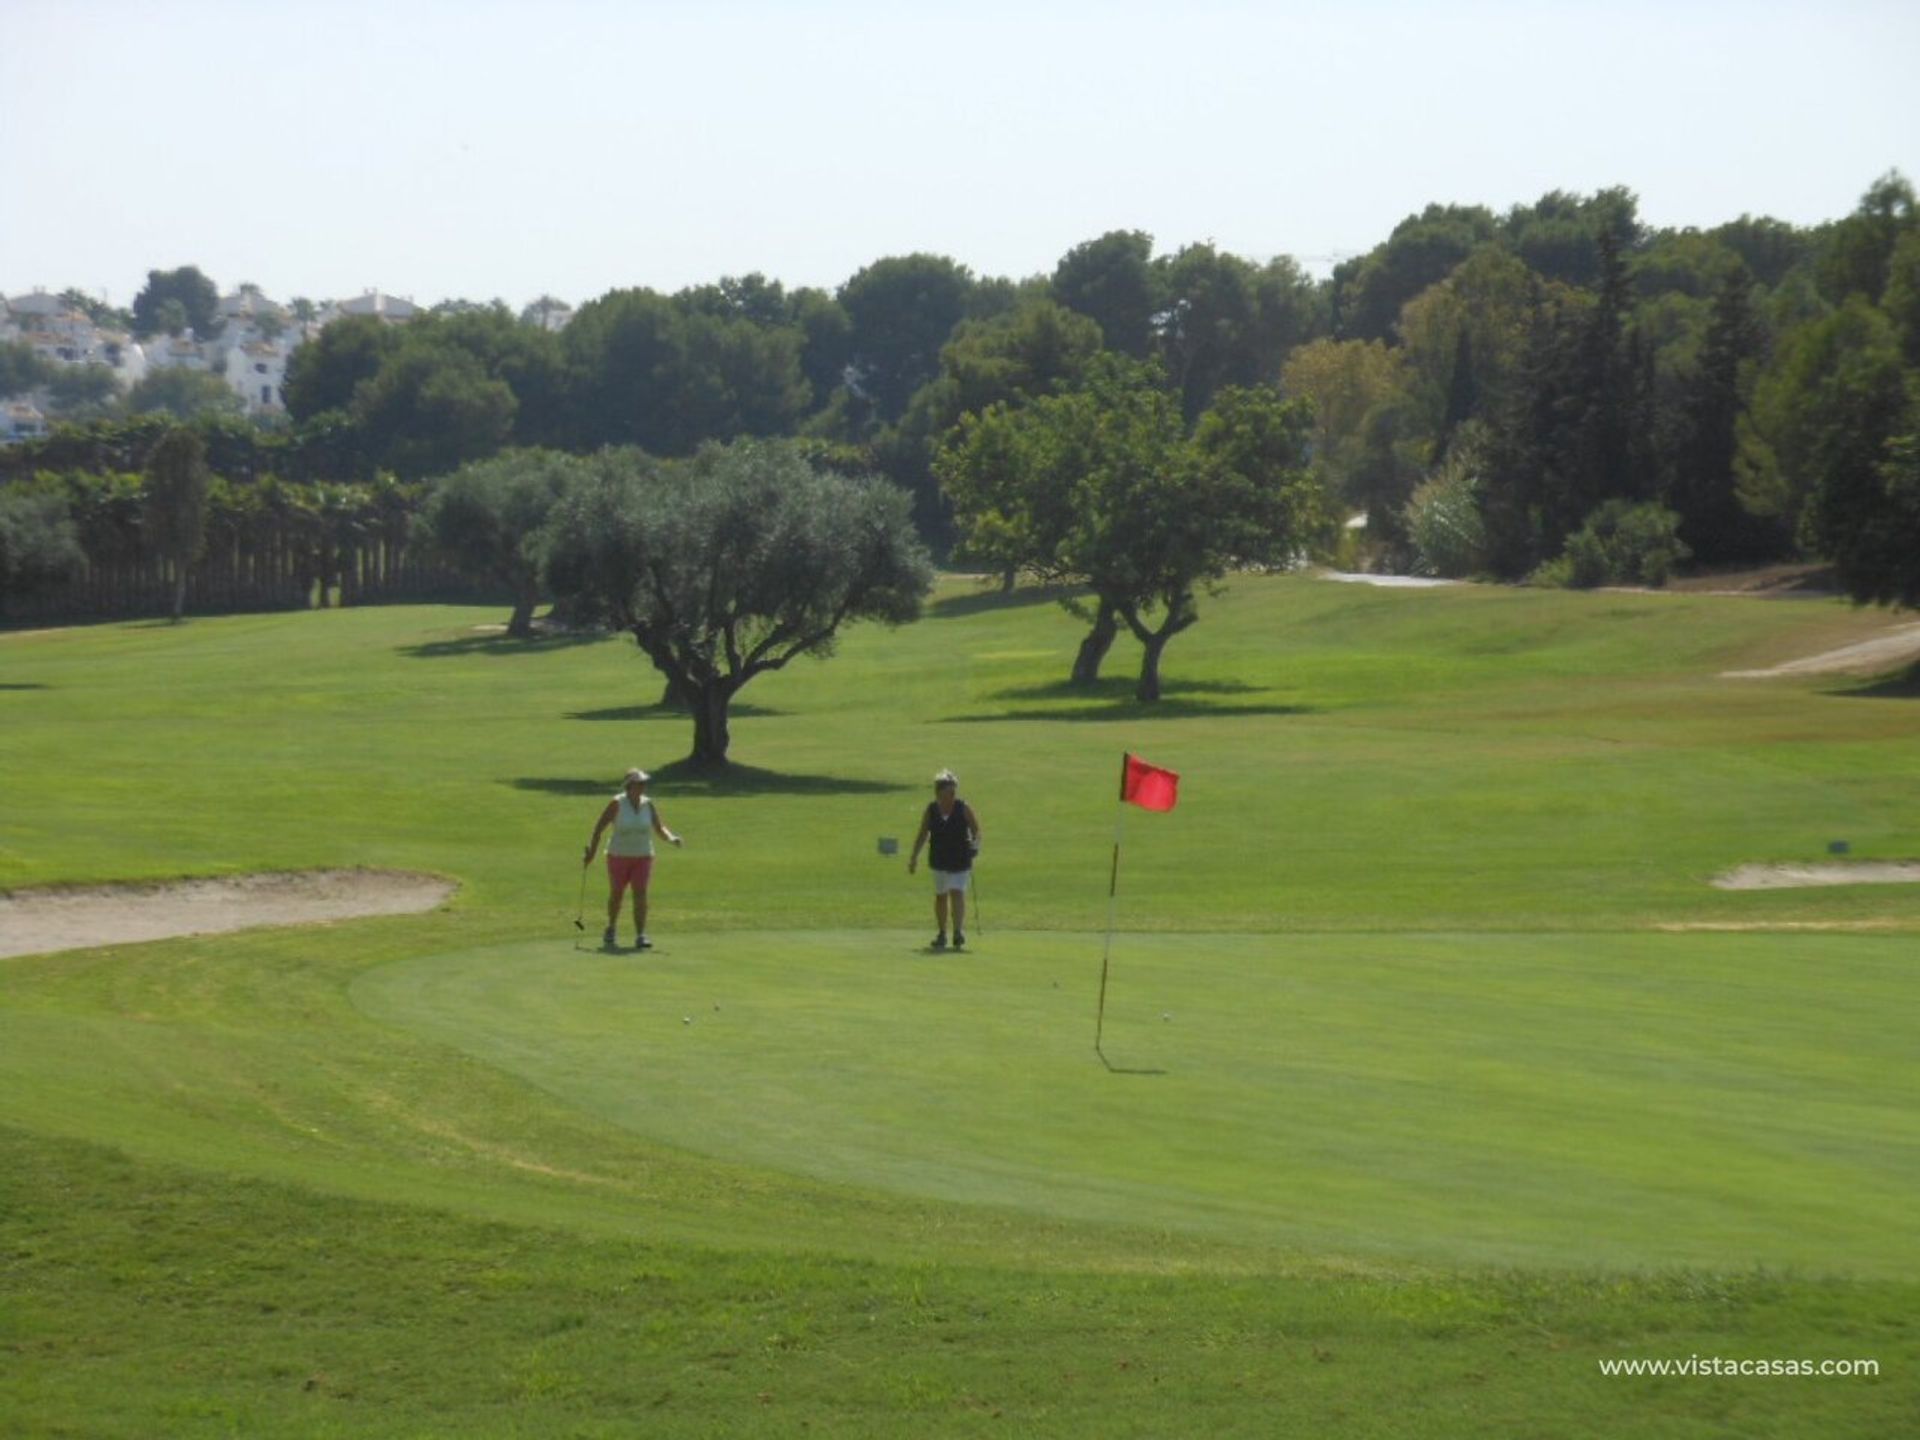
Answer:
[{"xmin": 584, "ymin": 767, "xmax": 684, "ymax": 949}]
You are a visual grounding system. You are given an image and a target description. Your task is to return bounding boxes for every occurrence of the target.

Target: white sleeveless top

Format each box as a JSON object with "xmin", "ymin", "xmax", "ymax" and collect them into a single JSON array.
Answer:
[{"xmin": 609, "ymin": 794, "xmax": 656, "ymax": 857}]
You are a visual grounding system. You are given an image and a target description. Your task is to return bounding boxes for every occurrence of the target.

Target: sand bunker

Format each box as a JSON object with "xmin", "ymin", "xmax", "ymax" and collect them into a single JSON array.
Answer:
[
  {"xmin": 0, "ymin": 869, "xmax": 455, "ymax": 960},
  {"xmin": 1711, "ymin": 862, "xmax": 1920, "ymax": 891},
  {"xmin": 1722, "ymin": 621, "xmax": 1920, "ymax": 678}
]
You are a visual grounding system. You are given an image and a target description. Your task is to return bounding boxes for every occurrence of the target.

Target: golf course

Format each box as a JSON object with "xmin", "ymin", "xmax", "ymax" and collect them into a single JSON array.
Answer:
[{"xmin": 3, "ymin": 572, "xmax": 1917, "ymax": 1437}]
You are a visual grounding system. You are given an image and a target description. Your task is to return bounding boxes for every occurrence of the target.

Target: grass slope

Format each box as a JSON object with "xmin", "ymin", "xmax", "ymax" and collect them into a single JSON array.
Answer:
[{"xmin": 3, "ymin": 576, "xmax": 1918, "ymax": 1435}]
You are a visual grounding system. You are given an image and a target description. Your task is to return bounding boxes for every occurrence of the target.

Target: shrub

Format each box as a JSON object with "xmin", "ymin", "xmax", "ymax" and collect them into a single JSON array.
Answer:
[
  {"xmin": 1534, "ymin": 500, "xmax": 1691, "ymax": 588},
  {"xmin": 1405, "ymin": 441, "xmax": 1489, "ymax": 579}
]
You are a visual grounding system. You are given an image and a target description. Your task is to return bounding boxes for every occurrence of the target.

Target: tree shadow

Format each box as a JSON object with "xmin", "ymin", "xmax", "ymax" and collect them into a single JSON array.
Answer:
[
  {"xmin": 0, "ymin": 683, "xmax": 49, "ymax": 691},
  {"xmin": 649, "ymin": 759, "xmax": 911, "ymax": 796},
  {"xmin": 398, "ymin": 630, "xmax": 610, "ymax": 660},
  {"xmin": 566, "ymin": 701, "xmax": 784, "ymax": 721},
  {"xmin": 929, "ymin": 581, "xmax": 1087, "ymax": 619},
  {"xmin": 1828, "ymin": 663, "xmax": 1920, "ymax": 699},
  {"xmin": 508, "ymin": 763, "xmax": 909, "ymax": 798},
  {"xmin": 944, "ymin": 698, "xmax": 1315, "ymax": 724},
  {"xmin": 994, "ymin": 676, "xmax": 1262, "ymax": 702},
  {"xmin": 509, "ymin": 777, "xmax": 618, "ymax": 797}
]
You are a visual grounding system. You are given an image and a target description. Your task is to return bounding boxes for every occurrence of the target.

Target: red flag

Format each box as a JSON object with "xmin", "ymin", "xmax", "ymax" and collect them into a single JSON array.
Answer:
[{"xmin": 1121, "ymin": 752, "xmax": 1179, "ymax": 812}]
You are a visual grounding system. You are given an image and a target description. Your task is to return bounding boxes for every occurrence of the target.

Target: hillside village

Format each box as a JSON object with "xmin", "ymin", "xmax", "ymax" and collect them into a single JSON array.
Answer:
[{"xmin": 0, "ymin": 286, "xmax": 573, "ymax": 443}]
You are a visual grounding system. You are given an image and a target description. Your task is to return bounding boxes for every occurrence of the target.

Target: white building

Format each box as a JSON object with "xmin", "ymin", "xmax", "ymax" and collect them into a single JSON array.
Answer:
[
  {"xmin": 1, "ymin": 399, "xmax": 49, "ymax": 443},
  {"xmin": 227, "ymin": 339, "xmax": 293, "ymax": 413},
  {"xmin": 2, "ymin": 290, "xmax": 147, "ymax": 389},
  {"xmin": 326, "ymin": 290, "xmax": 418, "ymax": 323}
]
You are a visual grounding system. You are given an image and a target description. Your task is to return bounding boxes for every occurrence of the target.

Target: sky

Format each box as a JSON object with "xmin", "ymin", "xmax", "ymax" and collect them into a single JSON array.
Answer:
[{"xmin": 5, "ymin": 0, "xmax": 1917, "ymax": 311}]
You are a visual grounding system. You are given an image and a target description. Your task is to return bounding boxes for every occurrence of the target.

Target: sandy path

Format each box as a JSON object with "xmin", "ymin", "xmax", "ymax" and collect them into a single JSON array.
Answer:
[
  {"xmin": 0, "ymin": 870, "xmax": 456, "ymax": 960},
  {"xmin": 1722, "ymin": 621, "xmax": 1920, "ymax": 678},
  {"xmin": 1711, "ymin": 862, "xmax": 1920, "ymax": 891}
]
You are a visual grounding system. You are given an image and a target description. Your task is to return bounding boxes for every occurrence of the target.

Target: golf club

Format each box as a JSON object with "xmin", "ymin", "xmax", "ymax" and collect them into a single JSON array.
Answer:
[{"xmin": 572, "ymin": 854, "xmax": 590, "ymax": 931}]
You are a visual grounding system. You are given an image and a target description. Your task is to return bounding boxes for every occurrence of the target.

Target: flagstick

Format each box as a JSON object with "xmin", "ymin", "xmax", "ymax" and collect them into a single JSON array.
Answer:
[{"xmin": 1095, "ymin": 801, "xmax": 1127, "ymax": 1056}]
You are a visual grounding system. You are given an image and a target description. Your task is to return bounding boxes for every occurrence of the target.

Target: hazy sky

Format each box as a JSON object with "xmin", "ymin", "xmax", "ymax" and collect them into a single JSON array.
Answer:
[{"xmin": 5, "ymin": 0, "xmax": 1916, "ymax": 310}]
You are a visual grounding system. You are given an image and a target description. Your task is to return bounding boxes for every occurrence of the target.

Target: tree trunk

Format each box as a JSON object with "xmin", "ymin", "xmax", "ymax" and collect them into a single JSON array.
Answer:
[
  {"xmin": 170, "ymin": 565, "xmax": 187, "ymax": 624},
  {"xmin": 506, "ymin": 595, "xmax": 537, "ymax": 639},
  {"xmin": 1000, "ymin": 566, "xmax": 1017, "ymax": 595},
  {"xmin": 1070, "ymin": 601, "xmax": 1119, "ymax": 686},
  {"xmin": 1136, "ymin": 630, "xmax": 1171, "ymax": 702},
  {"xmin": 688, "ymin": 683, "xmax": 734, "ymax": 768},
  {"xmin": 658, "ymin": 673, "xmax": 692, "ymax": 710}
]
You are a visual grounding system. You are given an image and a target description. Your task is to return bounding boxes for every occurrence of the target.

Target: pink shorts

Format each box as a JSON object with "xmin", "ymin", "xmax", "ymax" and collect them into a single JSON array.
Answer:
[{"xmin": 606, "ymin": 854, "xmax": 654, "ymax": 897}]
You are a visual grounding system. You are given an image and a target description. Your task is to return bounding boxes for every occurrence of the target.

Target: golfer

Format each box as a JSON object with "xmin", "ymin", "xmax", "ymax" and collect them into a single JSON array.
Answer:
[
  {"xmin": 584, "ymin": 768, "xmax": 683, "ymax": 950},
  {"xmin": 907, "ymin": 769, "xmax": 981, "ymax": 951}
]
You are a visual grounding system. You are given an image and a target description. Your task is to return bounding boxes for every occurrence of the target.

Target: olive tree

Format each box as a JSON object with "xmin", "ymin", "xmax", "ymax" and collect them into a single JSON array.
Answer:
[
  {"xmin": 418, "ymin": 448, "xmax": 584, "ymax": 636},
  {"xmin": 545, "ymin": 440, "xmax": 933, "ymax": 767}
]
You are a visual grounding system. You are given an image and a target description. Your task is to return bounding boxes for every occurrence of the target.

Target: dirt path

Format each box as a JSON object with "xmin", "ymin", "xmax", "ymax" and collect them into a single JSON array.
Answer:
[{"xmin": 0, "ymin": 870, "xmax": 456, "ymax": 960}]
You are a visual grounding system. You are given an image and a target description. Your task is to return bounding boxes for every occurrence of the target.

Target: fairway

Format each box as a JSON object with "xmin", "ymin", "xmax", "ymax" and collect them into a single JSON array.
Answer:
[
  {"xmin": 5, "ymin": 577, "xmax": 1919, "ymax": 1436},
  {"xmin": 355, "ymin": 929, "xmax": 1920, "ymax": 1276}
]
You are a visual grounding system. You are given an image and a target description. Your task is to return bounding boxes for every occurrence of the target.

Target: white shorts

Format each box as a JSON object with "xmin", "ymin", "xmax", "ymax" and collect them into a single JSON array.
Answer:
[{"xmin": 931, "ymin": 868, "xmax": 972, "ymax": 895}]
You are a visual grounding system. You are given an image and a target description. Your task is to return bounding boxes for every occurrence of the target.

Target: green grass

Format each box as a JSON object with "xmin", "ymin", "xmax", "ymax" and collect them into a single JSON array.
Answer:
[{"xmin": 3, "ymin": 575, "xmax": 1918, "ymax": 1435}]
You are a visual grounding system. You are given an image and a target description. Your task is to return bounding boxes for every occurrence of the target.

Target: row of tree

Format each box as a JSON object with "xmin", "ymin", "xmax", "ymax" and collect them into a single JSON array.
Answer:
[
  {"xmin": 7, "ymin": 174, "xmax": 1919, "ymax": 640},
  {"xmin": 0, "ymin": 439, "xmax": 471, "ymax": 625}
]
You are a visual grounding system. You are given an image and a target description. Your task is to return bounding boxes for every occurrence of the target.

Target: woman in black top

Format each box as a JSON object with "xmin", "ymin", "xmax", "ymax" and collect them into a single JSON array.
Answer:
[{"xmin": 908, "ymin": 769, "xmax": 982, "ymax": 950}]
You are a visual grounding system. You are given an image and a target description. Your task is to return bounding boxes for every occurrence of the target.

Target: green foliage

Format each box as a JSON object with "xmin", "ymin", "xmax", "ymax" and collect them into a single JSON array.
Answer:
[
  {"xmin": 143, "ymin": 426, "xmax": 213, "ymax": 619},
  {"xmin": 1051, "ymin": 228, "xmax": 1157, "ymax": 356},
  {"xmin": 545, "ymin": 440, "xmax": 934, "ymax": 764},
  {"xmin": 1736, "ymin": 296, "xmax": 1907, "ymax": 540},
  {"xmin": 1806, "ymin": 410, "xmax": 1920, "ymax": 609},
  {"xmin": 1154, "ymin": 245, "xmax": 1327, "ymax": 421},
  {"xmin": 57, "ymin": 288, "xmax": 135, "ymax": 332},
  {"xmin": 1500, "ymin": 186, "xmax": 1644, "ymax": 287},
  {"xmin": 42, "ymin": 363, "xmax": 122, "ymax": 420},
  {"xmin": 127, "ymin": 366, "xmax": 245, "ymax": 420},
  {"xmin": 1709, "ymin": 213, "xmax": 1811, "ymax": 287},
  {"xmin": 418, "ymin": 449, "xmax": 586, "ymax": 635},
  {"xmin": 1816, "ymin": 170, "xmax": 1917, "ymax": 305},
  {"xmin": 1405, "ymin": 422, "xmax": 1491, "ymax": 577},
  {"xmin": 1882, "ymin": 227, "xmax": 1920, "ymax": 366},
  {"xmin": 130, "ymin": 265, "xmax": 222, "ymax": 340},
  {"xmin": 1535, "ymin": 499, "xmax": 1690, "ymax": 588},
  {"xmin": 0, "ymin": 486, "xmax": 84, "ymax": 612},
  {"xmin": 283, "ymin": 314, "xmax": 401, "ymax": 420},
  {"xmin": 349, "ymin": 343, "xmax": 518, "ymax": 480},
  {"xmin": 1333, "ymin": 202, "xmax": 1497, "ymax": 341},
  {"xmin": 561, "ymin": 287, "xmax": 812, "ymax": 455},
  {"xmin": 941, "ymin": 358, "xmax": 1325, "ymax": 697},
  {"xmin": 1668, "ymin": 266, "xmax": 1778, "ymax": 563},
  {"xmin": 837, "ymin": 254, "xmax": 977, "ymax": 422},
  {"xmin": 0, "ymin": 340, "xmax": 51, "ymax": 398},
  {"xmin": 1479, "ymin": 234, "xmax": 1658, "ymax": 577}
]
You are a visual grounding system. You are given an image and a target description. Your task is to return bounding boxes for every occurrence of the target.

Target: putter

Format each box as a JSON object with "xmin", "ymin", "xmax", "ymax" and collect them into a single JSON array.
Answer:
[{"xmin": 572, "ymin": 855, "xmax": 590, "ymax": 931}]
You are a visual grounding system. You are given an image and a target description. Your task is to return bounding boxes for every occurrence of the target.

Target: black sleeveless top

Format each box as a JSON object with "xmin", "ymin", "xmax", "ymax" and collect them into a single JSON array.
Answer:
[{"xmin": 925, "ymin": 800, "xmax": 974, "ymax": 871}]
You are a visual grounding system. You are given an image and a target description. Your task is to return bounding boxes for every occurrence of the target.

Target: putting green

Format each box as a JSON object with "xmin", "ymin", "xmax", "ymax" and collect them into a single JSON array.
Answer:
[{"xmin": 353, "ymin": 926, "xmax": 1920, "ymax": 1276}]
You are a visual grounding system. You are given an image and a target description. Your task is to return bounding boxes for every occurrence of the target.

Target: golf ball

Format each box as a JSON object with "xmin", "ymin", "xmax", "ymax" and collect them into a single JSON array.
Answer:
[
  {"xmin": 682, "ymin": 1016, "xmax": 691, "ymax": 1025},
  {"xmin": 1162, "ymin": 1012, "xmax": 1172, "ymax": 1022}
]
